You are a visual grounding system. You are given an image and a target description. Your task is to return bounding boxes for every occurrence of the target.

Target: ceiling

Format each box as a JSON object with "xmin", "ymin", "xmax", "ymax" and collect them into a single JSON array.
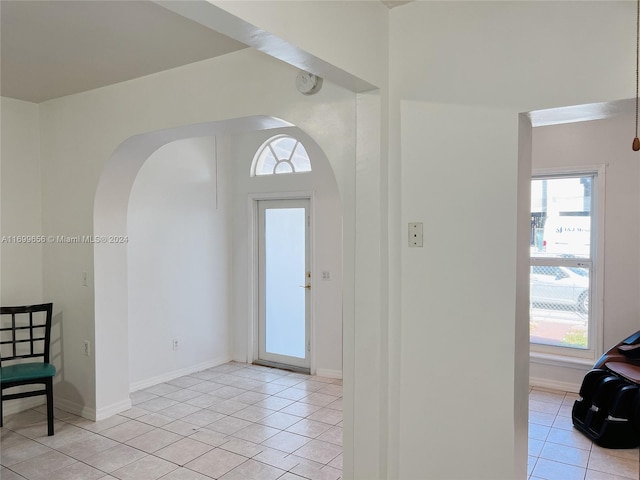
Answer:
[
  {"xmin": 0, "ymin": 1, "xmax": 248, "ymax": 103},
  {"xmin": 1, "ymin": 1, "xmax": 410, "ymax": 104}
]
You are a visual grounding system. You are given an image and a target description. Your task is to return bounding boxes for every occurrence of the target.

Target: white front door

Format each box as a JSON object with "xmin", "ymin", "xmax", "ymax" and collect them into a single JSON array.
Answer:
[{"xmin": 257, "ymin": 199, "xmax": 311, "ymax": 369}]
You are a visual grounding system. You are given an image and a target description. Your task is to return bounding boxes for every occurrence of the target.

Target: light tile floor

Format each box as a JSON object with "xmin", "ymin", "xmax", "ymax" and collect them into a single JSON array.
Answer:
[
  {"xmin": 1, "ymin": 362, "xmax": 343, "ymax": 480},
  {"xmin": 528, "ymin": 387, "xmax": 640, "ymax": 480},
  {"xmin": 2, "ymin": 364, "xmax": 639, "ymax": 480}
]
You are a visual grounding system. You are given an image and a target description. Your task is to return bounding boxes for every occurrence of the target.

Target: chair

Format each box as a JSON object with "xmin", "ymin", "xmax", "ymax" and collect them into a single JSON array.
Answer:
[
  {"xmin": 572, "ymin": 330, "xmax": 640, "ymax": 448},
  {"xmin": 0, "ymin": 303, "xmax": 56, "ymax": 435}
]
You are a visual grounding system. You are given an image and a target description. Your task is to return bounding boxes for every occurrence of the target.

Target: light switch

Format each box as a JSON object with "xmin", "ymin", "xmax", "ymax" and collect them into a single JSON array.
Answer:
[{"xmin": 408, "ymin": 222, "xmax": 423, "ymax": 247}]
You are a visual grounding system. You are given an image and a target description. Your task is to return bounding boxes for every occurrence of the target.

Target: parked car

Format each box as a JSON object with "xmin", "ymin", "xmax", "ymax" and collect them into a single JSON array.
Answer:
[{"xmin": 531, "ymin": 265, "xmax": 589, "ymax": 313}]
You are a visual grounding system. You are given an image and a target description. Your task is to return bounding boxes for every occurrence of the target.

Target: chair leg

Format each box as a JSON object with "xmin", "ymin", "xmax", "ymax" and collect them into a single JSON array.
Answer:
[{"xmin": 46, "ymin": 378, "xmax": 54, "ymax": 436}]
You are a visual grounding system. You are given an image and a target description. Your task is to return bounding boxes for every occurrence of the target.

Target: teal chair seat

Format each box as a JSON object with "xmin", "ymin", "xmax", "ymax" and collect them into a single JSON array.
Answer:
[{"xmin": 1, "ymin": 363, "xmax": 56, "ymax": 383}]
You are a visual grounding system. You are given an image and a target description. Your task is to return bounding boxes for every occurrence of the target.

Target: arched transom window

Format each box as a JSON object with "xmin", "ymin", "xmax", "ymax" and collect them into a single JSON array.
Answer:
[{"xmin": 251, "ymin": 135, "xmax": 312, "ymax": 176}]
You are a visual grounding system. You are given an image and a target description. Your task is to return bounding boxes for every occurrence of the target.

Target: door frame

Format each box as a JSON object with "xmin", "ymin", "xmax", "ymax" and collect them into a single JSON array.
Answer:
[{"xmin": 248, "ymin": 191, "xmax": 315, "ymax": 373}]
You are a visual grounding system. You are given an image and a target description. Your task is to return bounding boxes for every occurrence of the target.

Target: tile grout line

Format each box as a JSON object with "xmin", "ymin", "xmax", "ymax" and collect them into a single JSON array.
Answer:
[
  {"xmin": 528, "ymin": 389, "xmax": 639, "ymax": 480},
  {"xmin": 1, "ymin": 362, "xmax": 344, "ymax": 480}
]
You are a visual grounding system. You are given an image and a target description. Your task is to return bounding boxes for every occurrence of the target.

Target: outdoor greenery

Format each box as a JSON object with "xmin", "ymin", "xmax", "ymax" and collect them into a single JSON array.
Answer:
[{"xmin": 562, "ymin": 329, "xmax": 588, "ymax": 348}]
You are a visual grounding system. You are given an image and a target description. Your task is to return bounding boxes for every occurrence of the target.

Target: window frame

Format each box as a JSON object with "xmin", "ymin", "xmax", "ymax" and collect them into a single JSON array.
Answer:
[
  {"xmin": 250, "ymin": 134, "xmax": 312, "ymax": 177},
  {"xmin": 530, "ymin": 165, "xmax": 605, "ymax": 364}
]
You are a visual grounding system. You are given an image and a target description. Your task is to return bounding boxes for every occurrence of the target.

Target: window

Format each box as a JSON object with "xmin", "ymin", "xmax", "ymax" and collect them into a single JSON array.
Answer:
[
  {"xmin": 251, "ymin": 135, "xmax": 312, "ymax": 176},
  {"xmin": 530, "ymin": 172, "xmax": 601, "ymax": 359}
]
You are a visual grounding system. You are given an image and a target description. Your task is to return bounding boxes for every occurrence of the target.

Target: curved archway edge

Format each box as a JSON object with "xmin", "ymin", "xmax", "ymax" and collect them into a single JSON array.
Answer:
[{"xmin": 93, "ymin": 115, "xmax": 296, "ymax": 418}]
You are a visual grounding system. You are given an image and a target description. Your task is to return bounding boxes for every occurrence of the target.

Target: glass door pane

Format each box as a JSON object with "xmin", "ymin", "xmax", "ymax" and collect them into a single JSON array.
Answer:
[
  {"xmin": 265, "ymin": 207, "xmax": 306, "ymax": 358},
  {"xmin": 258, "ymin": 199, "xmax": 310, "ymax": 368}
]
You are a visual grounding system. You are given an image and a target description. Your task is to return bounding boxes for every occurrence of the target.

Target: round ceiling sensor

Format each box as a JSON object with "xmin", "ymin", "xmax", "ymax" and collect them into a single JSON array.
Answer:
[{"xmin": 295, "ymin": 71, "xmax": 323, "ymax": 95}]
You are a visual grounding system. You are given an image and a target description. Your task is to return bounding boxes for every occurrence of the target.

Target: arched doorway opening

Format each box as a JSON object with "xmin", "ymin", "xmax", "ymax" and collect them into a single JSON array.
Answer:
[{"xmin": 93, "ymin": 116, "xmax": 343, "ymax": 418}]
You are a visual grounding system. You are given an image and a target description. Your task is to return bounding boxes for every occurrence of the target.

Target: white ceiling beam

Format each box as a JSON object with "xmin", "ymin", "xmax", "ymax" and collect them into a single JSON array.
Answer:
[{"xmin": 154, "ymin": 0, "xmax": 379, "ymax": 93}]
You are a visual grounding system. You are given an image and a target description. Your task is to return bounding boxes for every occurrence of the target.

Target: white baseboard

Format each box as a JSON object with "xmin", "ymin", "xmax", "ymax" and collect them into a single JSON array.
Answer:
[
  {"xmin": 232, "ymin": 354, "xmax": 248, "ymax": 363},
  {"xmin": 2, "ymin": 395, "xmax": 101, "ymax": 422},
  {"xmin": 130, "ymin": 356, "xmax": 231, "ymax": 393},
  {"xmin": 55, "ymin": 397, "xmax": 99, "ymax": 421},
  {"xmin": 3, "ymin": 395, "xmax": 129, "ymax": 422},
  {"xmin": 530, "ymin": 376, "xmax": 581, "ymax": 394},
  {"xmin": 2, "ymin": 397, "xmax": 45, "ymax": 417},
  {"xmin": 55, "ymin": 398, "xmax": 130, "ymax": 422},
  {"xmin": 315, "ymin": 368, "xmax": 342, "ymax": 379},
  {"xmin": 94, "ymin": 398, "xmax": 132, "ymax": 421},
  {"xmin": 65, "ymin": 357, "xmax": 231, "ymax": 422}
]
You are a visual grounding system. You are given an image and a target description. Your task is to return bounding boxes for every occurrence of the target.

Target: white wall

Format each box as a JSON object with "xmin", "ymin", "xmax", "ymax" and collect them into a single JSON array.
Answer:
[
  {"xmin": 398, "ymin": 102, "xmax": 524, "ymax": 479},
  {"xmin": 230, "ymin": 127, "xmax": 343, "ymax": 377},
  {"xmin": 0, "ymin": 97, "xmax": 49, "ymax": 416},
  {"xmin": 158, "ymin": 4, "xmax": 389, "ymax": 471},
  {"xmin": 0, "ymin": 97, "xmax": 43, "ymax": 306},
  {"xmin": 7, "ymin": 1, "xmax": 635, "ymax": 477},
  {"xmin": 3, "ymin": 2, "xmax": 379, "ymax": 475},
  {"xmin": 389, "ymin": 2, "xmax": 634, "ymax": 478},
  {"xmin": 34, "ymin": 48, "xmax": 355, "ymax": 419},
  {"xmin": 531, "ymin": 114, "xmax": 640, "ymax": 388},
  {"xmin": 128, "ymin": 136, "xmax": 231, "ymax": 388},
  {"xmin": 391, "ymin": 2, "xmax": 632, "ymax": 110}
]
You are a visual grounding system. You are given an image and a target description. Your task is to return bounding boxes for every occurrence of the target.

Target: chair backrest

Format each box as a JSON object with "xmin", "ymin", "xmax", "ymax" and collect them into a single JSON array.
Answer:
[{"xmin": 0, "ymin": 303, "xmax": 53, "ymax": 365}]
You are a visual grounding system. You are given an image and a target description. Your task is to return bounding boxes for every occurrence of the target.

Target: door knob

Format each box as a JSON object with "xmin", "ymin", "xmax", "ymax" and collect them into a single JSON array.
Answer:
[{"xmin": 299, "ymin": 284, "xmax": 311, "ymax": 289}]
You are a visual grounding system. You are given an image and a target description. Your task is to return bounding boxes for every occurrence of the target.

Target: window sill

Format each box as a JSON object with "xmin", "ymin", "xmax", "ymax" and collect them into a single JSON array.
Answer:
[{"xmin": 530, "ymin": 351, "xmax": 595, "ymax": 370}]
